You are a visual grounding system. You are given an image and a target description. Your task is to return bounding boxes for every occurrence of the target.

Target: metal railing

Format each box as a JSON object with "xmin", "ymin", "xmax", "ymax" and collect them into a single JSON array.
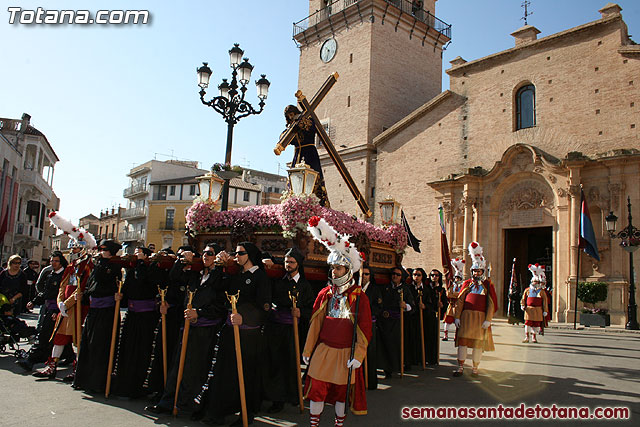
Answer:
[
  {"xmin": 118, "ymin": 229, "xmax": 146, "ymax": 242},
  {"xmin": 121, "ymin": 206, "xmax": 148, "ymax": 219},
  {"xmin": 294, "ymin": 0, "xmax": 451, "ymax": 39},
  {"xmin": 158, "ymin": 221, "xmax": 184, "ymax": 231},
  {"xmin": 124, "ymin": 183, "xmax": 149, "ymax": 197}
]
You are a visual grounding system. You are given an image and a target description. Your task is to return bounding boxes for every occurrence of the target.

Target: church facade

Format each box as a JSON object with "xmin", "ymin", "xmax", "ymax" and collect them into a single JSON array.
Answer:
[{"xmin": 294, "ymin": 1, "xmax": 639, "ymax": 325}]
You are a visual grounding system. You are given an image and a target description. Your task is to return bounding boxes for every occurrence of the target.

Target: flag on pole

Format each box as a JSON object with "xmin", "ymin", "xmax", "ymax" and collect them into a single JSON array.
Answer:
[
  {"xmin": 438, "ymin": 205, "xmax": 454, "ymax": 284},
  {"xmin": 579, "ymin": 188, "xmax": 600, "ymax": 261},
  {"xmin": 401, "ymin": 210, "xmax": 421, "ymax": 253}
]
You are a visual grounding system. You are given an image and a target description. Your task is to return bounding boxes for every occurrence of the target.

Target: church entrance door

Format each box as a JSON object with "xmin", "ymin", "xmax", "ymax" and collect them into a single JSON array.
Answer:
[{"xmin": 503, "ymin": 226, "xmax": 553, "ymax": 316}]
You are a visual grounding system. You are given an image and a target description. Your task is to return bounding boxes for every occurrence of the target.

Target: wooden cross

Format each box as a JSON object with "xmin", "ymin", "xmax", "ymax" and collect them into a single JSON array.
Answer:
[{"xmin": 274, "ymin": 72, "xmax": 372, "ymax": 217}]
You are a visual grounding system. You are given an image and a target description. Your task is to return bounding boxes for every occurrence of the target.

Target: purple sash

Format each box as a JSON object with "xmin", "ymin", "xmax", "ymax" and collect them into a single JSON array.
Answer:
[
  {"xmin": 371, "ymin": 315, "xmax": 377, "ymax": 323},
  {"xmin": 128, "ymin": 299, "xmax": 157, "ymax": 312},
  {"xmin": 384, "ymin": 310, "xmax": 401, "ymax": 320},
  {"xmin": 90, "ymin": 295, "xmax": 115, "ymax": 308},
  {"xmin": 225, "ymin": 314, "xmax": 260, "ymax": 330},
  {"xmin": 45, "ymin": 299, "xmax": 59, "ymax": 311},
  {"xmin": 273, "ymin": 309, "xmax": 294, "ymax": 325},
  {"xmin": 193, "ymin": 317, "xmax": 222, "ymax": 327}
]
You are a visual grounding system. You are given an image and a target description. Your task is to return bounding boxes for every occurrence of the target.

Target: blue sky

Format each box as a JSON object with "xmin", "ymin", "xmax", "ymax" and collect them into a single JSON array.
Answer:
[{"xmin": 1, "ymin": 0, "xmax": 638, "ymax": 224}]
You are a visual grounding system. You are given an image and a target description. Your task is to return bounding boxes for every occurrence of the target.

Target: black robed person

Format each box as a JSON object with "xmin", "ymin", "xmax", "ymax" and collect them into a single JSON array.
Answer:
[
  {"xmin": 409, "ymin": 268, "xmax": 438, "ymax": 367},
  {"xmin": 146, "ymin": 243, "xmax": 227, "ymax": 417},
  {"xmin": 73, "ymin": 240, "xmax": 122, "ymax": 393},
  {"xmin": 282, "ymin": 104, "xmax": 329, "ymax": 206},
  {"xmin": 205, "ymin": 242, "xmax": 271, "ymax": 426},
  {"xmin": 17, "ymin": 252, "xmax": 74, "ymax": 371},
  {"xmin": 112, "ymin": 246, "xmax": 160, "ymax": 398},
  {"xmin": 376, "ymin": 266, "xmax": 415, "ymax": 378},
  {"xmin": 263, "ymin": 246, "xmax": 314, "ymax": 414},
  {"xmin": 362, "ymin": 264, "xmax": 383, "ymax": 390},
  {"xmin": 145, "ymin": 246, "xmax": 192, "ymax": 396}
]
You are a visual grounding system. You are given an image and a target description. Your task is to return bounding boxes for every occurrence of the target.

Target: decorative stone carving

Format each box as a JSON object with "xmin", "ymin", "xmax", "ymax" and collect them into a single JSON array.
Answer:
[
  {"xmin": 514, "ymin": 151, "xmax": 532, "ymax": 171},
  {"xmin": 548, "ymin": 175, "xmax": 557, "ymax": 184},
  {"xmin": 500, "ymin": 180, "xmax": 554, "ymax": 212},
  {"xmin": 568, "ymin": 185, "xmax": 581, "ymax": 197},
  {"xmin": 557, "ymin": 188, "xmax": 569, "ymax": 198},
  {"xmin": 608, "ymin": 183, "xmax": 622, "ymax": 211}
]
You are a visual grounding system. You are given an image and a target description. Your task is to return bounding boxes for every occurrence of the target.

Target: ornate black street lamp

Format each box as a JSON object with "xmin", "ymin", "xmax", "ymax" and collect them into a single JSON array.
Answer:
[
  {"xmin": 197, "ymin": 43, "xmax": 270, "ymax": 211},
  {"xmin": 605, "ymin": 196, "xmax": 640, "ymax": 330}
]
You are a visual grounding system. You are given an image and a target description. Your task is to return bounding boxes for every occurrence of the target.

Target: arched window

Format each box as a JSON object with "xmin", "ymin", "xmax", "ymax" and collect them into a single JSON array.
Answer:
[{"xmin": 516, "ymin": 84, "xmax": 536, "ymax": 130}]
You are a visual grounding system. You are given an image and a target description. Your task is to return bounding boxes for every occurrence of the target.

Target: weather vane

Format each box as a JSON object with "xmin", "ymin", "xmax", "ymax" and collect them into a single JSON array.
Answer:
[{"xmin": 521, "ymin": 0, "xmax": 533, "ymax": 25}]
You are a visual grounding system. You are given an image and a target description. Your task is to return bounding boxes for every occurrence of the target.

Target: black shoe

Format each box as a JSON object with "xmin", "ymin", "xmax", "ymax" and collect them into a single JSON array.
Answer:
[
  {"xmin": 144, "ymin": 404, "xmax": 170, "ymax": 415},
  {"xmin": 16, "ymin": 358, "xmax": 33, "ymax": 372},
  {"xmin": 452, "ymin": 369, "xmax": 463, "ymax": 377},
  {"xmin": 59, "ymin": 357, "xmax": 75, "ymax": 367},
  {"xmin": 230, "ymin": 414, "xmax": 254, "ymax": 426},
  {"xmin": 442, "ymin": 337, "xmax": 448, "ymax": 341},
  {"xmin": 62, "ymin": 373, "xmax": 74, "ymax": 383},
  {"xmin": 267, "ymin": 401, "xmax": 284, "ymax": 414},
  {"xmin": 190, "ymin": 411, "xmax": 204, "ymax": 421},
  {"xmin": 384, "ymin": 370, "xmax": 392, "ymax": 379},
  {"xmin": 203, "ymin": 416, "xmax": 226, "ymax": 426}
]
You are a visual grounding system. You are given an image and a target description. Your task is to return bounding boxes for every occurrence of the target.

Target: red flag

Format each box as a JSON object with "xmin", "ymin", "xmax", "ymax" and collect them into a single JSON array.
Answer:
[{"xmin": 438, "ymin": 206, "xmax": 453, "ymax": 284}]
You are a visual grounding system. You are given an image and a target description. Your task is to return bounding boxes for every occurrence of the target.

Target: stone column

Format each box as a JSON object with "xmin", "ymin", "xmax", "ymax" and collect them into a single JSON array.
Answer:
[{"xmin": 566, "ymin": 167, "xmax": 582, "ymax": 324}]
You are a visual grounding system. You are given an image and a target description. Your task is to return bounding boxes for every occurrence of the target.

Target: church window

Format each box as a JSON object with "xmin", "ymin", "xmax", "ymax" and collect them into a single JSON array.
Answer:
[{"xmin": 516, "ymin": 84, "xmax": 536, "ymax": 130}]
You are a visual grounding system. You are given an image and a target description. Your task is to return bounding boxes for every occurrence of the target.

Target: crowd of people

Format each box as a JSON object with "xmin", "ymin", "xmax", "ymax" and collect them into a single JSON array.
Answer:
[{"xmin": 1, "ymin": 215, "xmax": 515, "ymax": 426}]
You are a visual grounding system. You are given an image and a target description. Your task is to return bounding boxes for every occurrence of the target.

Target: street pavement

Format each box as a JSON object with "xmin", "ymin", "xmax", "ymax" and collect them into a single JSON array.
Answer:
[{"xmin": 1, "ymin": 315, "xmax": 638, "ymax": 426}]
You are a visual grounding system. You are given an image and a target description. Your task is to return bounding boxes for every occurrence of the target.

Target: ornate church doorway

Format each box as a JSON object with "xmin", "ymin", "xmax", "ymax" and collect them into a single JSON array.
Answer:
[{"xmin": 503, "ymin": 226, "xmax": 553, "ymax": 316}]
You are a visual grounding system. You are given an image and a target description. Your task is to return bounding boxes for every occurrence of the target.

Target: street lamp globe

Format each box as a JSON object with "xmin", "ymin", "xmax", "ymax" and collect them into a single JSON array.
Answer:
[
  {"xmin": 256, "ymin": 74, "xmax": 270, "ymax": 100},
  {"xmin": 605, "ymin": 211, "xmax": 618, "ymax": 234},
  {"xmin": 218, "ymin": 79, "xmax": 230, "ymax": 100},
  {"xmin": 197, "ymin": 62, "xmax": 212, "ymax": 89},
  {"xmin": 229, "ymin": 43, "xmax": 244, "ymax": 68},
  {"xmin": 237, "ymin": 58, "xmax": 254, "ymax": 85}
]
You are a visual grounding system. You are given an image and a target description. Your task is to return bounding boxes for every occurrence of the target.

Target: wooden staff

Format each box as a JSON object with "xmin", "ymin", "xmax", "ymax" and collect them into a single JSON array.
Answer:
[
  {"xmin": 75, "ymin": 276, "xmax": 82, "ymax": 349},
  {"xmin": 227, "ymin": 291, "xmax": 248, "ymax": 427},
  {"xmin": 105, "ymin": 280, "xmax": 123, "ymax": 398},
  {"xmin": 364, "ymin": 357, "xmax": 369, "ymax": 389},
  {"xmin": 173, "ymin": 290, "xmax": 195, "ymax": 416},
  {"xmin": 400, "ymin": 288, "xmax": 404, "ymax": 378},
  {"xmin": 289, "ymin": 290, "xmax": 304, "ymax": 414},
  {"xmin": 159, "ymin": 287, "xmax": 168, "ymax": 387},
  {"xmin": 418, "ymin": 289, "xmax": 426, "ymax": 370},
  {"xmin": 436, "ymin": 289, "xmax": 442, "ymax": 365}
]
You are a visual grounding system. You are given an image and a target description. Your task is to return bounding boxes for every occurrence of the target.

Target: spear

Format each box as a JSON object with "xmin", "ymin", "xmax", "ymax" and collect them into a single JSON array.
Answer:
[
  {"xmin": 159, "ymin": 286, "xmax": 168, "ymax": 387},
  {"xmin": 289, "ymin": 289, "xmax": 304, "ymax": 413},
  {"xmin": 227, "ymin": 291, "xmax": 248, "ymax": 427},
  {"xmin": 418, "ymin": 289, "xmax": 426, "ymax": 370},
  {"xmin": 173, "ymin": 290, "xmax": 195, "ymax": 416},
  {"xmin": 75, "ymin": 274, "xmax": 82, "ymax": 349},
  {"xmin": 105, "ymin": 279, "xmax": 123, "ymax": 398},
  {"xmin": 400, "ymin": 288, "xmax": 404, "ymax": 378}
]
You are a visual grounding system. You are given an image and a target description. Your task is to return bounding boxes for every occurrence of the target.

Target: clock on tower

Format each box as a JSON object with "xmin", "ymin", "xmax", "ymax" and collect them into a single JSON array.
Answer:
[{"xmin": 293, "ymin": 0, "xmax": 451, "ymax": 218}]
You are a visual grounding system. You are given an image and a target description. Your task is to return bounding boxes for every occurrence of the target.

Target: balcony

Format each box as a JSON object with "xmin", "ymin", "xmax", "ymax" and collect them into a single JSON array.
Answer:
[
  {"xmin": 158, "ymin": 221, "xmax": 184, "ymax": 231},
  {"xmin": 20, "ymin": 169, "xmax": 53, "ymax": 200},
  {"xmin": 15, "ymin": 222, "xmax": 44, "ymax": 242},
  {"xmin": 118, "ymin": 229, "xmax": 146, "ymax": 242},
  {"xmin": 122, "ymin": 206, "xmax": 148, "ymax": 220},
  {"xmin": 293, "ymin": 0, "xmax": 451, "ymax": 41},
  {"xmin": 124, "ymin": 183, "xmax": 149, "ymax": 198}
]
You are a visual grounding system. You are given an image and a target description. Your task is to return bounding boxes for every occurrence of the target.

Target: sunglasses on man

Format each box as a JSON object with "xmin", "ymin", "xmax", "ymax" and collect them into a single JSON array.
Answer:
[
  {"xmin": 232, "ymin": 251, "xmax": 248, "ymax": 256},
  {"xmin": 203, "ymin": 250, "xmax": 215, "ymax": 256},
  {"xmin": 391, "ymin": 272, "xmax": 402, "ymax": 276}
]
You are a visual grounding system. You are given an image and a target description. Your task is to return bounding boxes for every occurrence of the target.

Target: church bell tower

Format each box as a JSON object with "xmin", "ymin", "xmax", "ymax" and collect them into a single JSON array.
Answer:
[{"xmin": 293, "ymin": 0, "xmax": 451, "ymax": 218}]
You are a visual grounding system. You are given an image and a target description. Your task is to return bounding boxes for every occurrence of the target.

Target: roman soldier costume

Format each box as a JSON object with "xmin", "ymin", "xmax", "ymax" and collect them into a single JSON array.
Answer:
[
  {"xmin": 443, "ymin": 258, "xmax": 465, "ymax": 341},
  {"xmin": 521, "ymin": 264, "xmax": 549, "ymax": 343},
  {"xmin": 302, "ymin": 216, "xmax": 372, "ymax": 427},
  {"xmin": 453, "ymin": 242, "xmax": 498, "ymax": 377}
]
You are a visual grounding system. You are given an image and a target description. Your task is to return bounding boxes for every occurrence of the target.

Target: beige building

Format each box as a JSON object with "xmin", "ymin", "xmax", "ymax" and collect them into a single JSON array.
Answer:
[
  {"xmin": 294, "ymin": 1, "xmax": 639, "ymax": 325},
  {"xmin": 0, "ymin": 113, "xmax": 59, "ymax": 264},
  {"xmin": 97, "ymin": 207, "xmax": 125, "ymax": 242}
]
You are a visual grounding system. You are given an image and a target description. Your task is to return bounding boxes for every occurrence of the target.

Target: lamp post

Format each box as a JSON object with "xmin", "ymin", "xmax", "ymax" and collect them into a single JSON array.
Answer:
[
  {"xmin": 197, "ymin": 43, "xmax": 270, "ymax": 211},
  {"xmin": 605, "ymin": 196, "xmax": 640, "ymax": 330}
]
